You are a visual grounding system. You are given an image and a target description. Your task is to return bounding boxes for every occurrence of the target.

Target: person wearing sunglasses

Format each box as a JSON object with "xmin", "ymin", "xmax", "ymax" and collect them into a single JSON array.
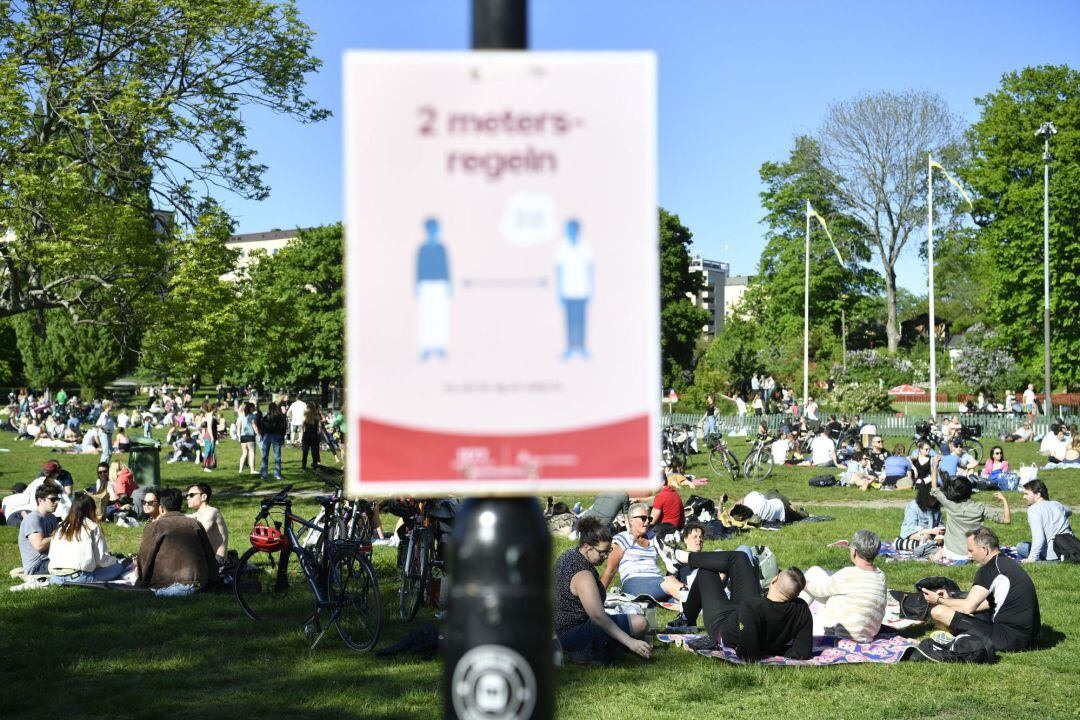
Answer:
[
  {"xmin": 980, "ymin": 446, "xmax": 1010, "ymax": 481},
  {"xmin": 600, "ymin": 503, "xmax": 686, "ymax": 601},
  {"xmin": 554, "ymin": 516, "xmax": 651, "ymax": 664},
  {"xmin": 17, "ymin": 482, "xmax": 63, "ymax": 577},
  {"xmin": 185, "ymin": 483, "xmax": 229, "ymax": 562}
]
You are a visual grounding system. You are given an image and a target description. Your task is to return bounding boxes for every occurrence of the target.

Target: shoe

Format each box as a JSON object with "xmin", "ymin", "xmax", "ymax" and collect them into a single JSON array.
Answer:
[
  {"xmin": 571, "ymin": 502, "xmax": 582, "ymax": 514},
  {"xmin": 652, "ymin": 537, "xmax": 680, "ymax": 575},
  {"xmin": 203, "ymin": 468, "xmax": 212, "ymax": 473},
  {"xmin": 686, "ymin": 635, "xmax": 718, "ymax": 652},
  {"xmin": 929, "ymin": 630, "xmax": 955, "ymax": 645},
  {"xmin": 665, "ymin": 614, "xmax": 697, "ymax": 633}
]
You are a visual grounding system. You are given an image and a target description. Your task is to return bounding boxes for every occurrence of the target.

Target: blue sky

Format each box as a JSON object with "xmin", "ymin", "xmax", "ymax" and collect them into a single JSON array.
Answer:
[{"xmin": 227, "ymin": 0, "xmax": 1080, "ymax": 292}]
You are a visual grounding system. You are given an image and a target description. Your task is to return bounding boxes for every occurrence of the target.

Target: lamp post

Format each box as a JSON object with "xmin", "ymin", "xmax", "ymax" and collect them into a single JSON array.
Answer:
[{"xmin": 1035, "ymin": 121, "xmax": 1057, "ymax": 417}]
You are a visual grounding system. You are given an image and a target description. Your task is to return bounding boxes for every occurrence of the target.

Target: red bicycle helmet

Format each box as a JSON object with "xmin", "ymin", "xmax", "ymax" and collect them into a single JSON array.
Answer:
[{"xmin": 249, "ymin": 524, "xmax": 286, "ymax": 552}]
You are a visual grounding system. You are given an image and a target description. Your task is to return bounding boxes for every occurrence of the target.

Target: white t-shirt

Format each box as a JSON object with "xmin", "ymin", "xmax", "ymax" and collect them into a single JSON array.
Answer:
[
  {"xmin": 1023, "ymin": 388, "xmax": 1036, "ymax": 407},
  {"xmin": 810, "ymin": 435, "xmax": 835, "ymax": 466},
  {"xmin": 806, "ymin": 401, "xmax": 819, "ymax": 421},
  {"xmin": 1040, "ymin": 433, "xmax": 1067, "ymax": 458},
  {"xmin": 117, "ymin": 412, "xmax": 130, "ymax": 429},
  {"xmin": 288, "ymin": 400, "xmax": 308, "ymax": 426},
  {"xmin": 555, "ymin": 240, "xmax": 593, "ymax": 300},
  {"xmin": 742, "ymin": 491, "xmax": 785, "ymax": 523},
  {"xmin": 771, "ymin": 438, "xmax": 791, "ymax": 464}
]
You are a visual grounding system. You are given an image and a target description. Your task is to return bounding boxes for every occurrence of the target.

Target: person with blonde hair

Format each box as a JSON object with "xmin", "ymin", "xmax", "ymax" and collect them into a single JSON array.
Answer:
[{"xmin": 48, "ymin": 492, "xmax": 127, "ymax": 585}]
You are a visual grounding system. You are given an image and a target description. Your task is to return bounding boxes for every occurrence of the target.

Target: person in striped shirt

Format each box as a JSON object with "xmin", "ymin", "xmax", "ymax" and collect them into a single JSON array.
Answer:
[{"xmin": 800, "ymin": 529, "xmax": 887, "ymax": 642}]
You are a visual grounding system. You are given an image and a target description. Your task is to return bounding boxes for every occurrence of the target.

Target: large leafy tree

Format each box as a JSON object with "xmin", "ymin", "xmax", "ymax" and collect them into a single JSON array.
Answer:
[
  {"xmin": 965, "ymin": 65, "xmax": 1080, "ymax": 387},
  {"xmin": 747, "ymin": 136, "xmax": 882, "ymax": 385},
  {"xmin": 817, "ymin": 91, "xmax": 963, "ymax": 352},
  {"xmin": 659, "ymin": 209, "xmax": 711, "ymax": 389},
  {"xmin": 0, "ymin": 0, "xmax": 327, "ymax": 323},
  {"xmin": 236, "ymin": 224, "xmax": 344, "ymax": 396}
]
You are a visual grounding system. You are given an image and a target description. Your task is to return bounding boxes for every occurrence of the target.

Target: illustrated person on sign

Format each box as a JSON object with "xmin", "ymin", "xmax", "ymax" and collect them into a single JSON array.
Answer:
[
  {"xmin": 415, "ymin": 217, "xmax": 451, "ymax": 361},
  {"xmin": 555, "ymin": 218, "xmax": 593, "ymax": 360}
]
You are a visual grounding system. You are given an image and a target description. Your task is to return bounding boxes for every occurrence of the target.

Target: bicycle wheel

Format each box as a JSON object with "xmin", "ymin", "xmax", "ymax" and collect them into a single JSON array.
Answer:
[
  {"xmin": 745, "ymin": 451, "xmax": 774, "ymax": 482},
  {"xmin": 330, "ymin": 545, "xmax": 382, "ymax": 652},
  {"xmin": 399, "ymin": 531, "xmax": 424, "ymax": 621},
  {"xmin": 708, "ymin": 447, "xmax": 727, "ymax": 476},
  {"xmin": 235, "ymin": 546, "xmax": 315, "ymax": 627},
  {"xmin": 962, "ymin": 438, "xmax": 983, "ymax": 462}
]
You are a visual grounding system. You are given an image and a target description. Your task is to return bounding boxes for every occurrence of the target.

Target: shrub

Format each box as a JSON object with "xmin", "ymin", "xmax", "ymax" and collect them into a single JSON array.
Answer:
[{"xmin": 832, "ymin": 383, "xmax": 894, "ymax": 413}]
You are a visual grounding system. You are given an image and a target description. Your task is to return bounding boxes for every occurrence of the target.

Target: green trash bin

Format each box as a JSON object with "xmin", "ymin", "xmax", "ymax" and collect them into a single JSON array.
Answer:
[{"xmin": 128, "ymin": 436, "xmax": 162, "ymax": 488}]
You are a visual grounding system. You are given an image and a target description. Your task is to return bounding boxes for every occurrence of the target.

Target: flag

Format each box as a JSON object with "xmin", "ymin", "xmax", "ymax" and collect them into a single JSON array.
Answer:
[
  {"xmin": 929, "ymin": 157, "xmax": 974, "ymax": 209},
  {"xmin": 807, "ymin": 203, "xmax": 846, "ymax": 268}
]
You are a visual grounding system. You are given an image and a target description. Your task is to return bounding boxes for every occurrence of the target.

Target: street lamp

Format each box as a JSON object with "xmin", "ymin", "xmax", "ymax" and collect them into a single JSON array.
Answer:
[{"xmin": 1035, "ymin": 121, "xmax": 1057, "ymax": 416}]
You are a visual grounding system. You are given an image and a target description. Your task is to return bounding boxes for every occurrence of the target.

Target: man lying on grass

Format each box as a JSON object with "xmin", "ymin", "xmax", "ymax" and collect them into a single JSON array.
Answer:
[{"xmin": 922, "ymin": 527, "xmax": 1041, "ymax": 653}]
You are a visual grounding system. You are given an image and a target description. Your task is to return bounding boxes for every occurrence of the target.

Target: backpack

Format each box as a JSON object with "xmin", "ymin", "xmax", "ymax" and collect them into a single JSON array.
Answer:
[
  {"xmin": 684, "ymin": 495, "xmax": 716, "ymax": 522},
  {"xmin": 911, "ymin": 633, "xmax": 996, "ymax": 664},
  {"xmin": 808, "ymin": 474, "xmax": 837, "ymax": 487},
  {"xmin": 1053, "ymin": 533, "xmax": 1080, "ymax": 563},
  {"xmin": 750, "ymin": 545, "xmax": 779, "ymax": 590}
]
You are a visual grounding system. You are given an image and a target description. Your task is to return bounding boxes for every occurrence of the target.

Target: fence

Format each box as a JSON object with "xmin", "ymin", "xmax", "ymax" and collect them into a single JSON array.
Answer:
[{"xmin": 663, "ymin": 410, "xmax": 1077, "ymax": 439}]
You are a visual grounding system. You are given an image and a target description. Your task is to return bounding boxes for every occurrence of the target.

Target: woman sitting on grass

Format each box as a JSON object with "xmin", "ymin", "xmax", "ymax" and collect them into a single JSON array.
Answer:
[
  {"xmin": 48, "ymin": 492, "xmax": 128, "ymax": 585},
  {"xmin": 601, "ymin": 502, "xmax": 685, "ymax": 601},
  {"xmin": 894, "ymin": 482, "xmax": 943, "ymax": 555},
  {"xmin": 929, "ymin": 456, "xmax": 1010, "ymax": 563},
  {"xmin": 554, "ymin": 516, "xmax": 651, "ymax": 664}
]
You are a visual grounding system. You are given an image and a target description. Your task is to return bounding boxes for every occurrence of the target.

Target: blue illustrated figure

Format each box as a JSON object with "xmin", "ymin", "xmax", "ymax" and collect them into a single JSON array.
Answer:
[
  {"xmin": 416, "ymin": 217, "xmax": 451, "ymax": 361},
  {"xmin": 555, "ymin": 218, "xmax": 593, "ymax": 360}
]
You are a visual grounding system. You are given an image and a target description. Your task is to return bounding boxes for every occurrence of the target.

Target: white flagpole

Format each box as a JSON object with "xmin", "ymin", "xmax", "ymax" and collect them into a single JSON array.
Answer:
[
  {"xmin": 804, "ymin": 200, "xmax": 811, "ymax": 407},
  {"xmin": 927, "ymin": 153, "xmax": 937, "ymax": 419}
]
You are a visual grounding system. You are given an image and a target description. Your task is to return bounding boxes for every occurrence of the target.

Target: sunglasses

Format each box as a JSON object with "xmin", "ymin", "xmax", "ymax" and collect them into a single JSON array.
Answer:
[
  {"xmin": 590, "ymin": 545, "xmax": 612, "ymax": 558},
  {"xmin": 142, "ymin": 500, "xmax": 159, "ymax": 505},
  {"xmin": 186, "ymin": 492, "xmax": 203, "ymax": 498},
  {"xmin": 45, "ymin": 496, "xmax": 60, "ymax": 502},
  {"xmin": 631, "ymin": 515, "xmax": 652, "ymax": 523}
]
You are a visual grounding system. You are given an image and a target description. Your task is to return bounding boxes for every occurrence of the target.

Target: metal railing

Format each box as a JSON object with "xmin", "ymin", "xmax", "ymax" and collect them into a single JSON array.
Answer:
[{"xmin": 664, "ymin": 410, "xmax": 1077, "ymax": 438}]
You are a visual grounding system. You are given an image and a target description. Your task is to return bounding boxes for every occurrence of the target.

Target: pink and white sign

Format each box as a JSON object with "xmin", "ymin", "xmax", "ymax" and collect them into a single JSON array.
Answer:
[{"xmin": 344, "ymin": 52, "xmax": 659, "ymax": 497}]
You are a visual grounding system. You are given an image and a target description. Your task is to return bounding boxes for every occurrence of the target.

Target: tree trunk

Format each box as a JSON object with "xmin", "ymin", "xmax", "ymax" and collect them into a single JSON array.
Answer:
[{"xmin": 884, "ymin": 264, "xmax": 899, "ymax": 353}]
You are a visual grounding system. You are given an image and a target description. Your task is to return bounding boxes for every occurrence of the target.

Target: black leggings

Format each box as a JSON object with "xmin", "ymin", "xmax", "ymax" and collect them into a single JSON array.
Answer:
[
  {"xmin": 680, "ymin": 551, "xmax": 760, "ymax": 643},
  {"xmin": 301, "ymin": 432, "xmax": 320, "ymax": 468}
]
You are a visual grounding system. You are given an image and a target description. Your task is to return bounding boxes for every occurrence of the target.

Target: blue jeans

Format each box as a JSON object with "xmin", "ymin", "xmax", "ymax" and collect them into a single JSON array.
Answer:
[
  {"xmin": 1015, "ymin": 541, "xmax": 1039, "ymax": 561},
  {"xmin": 261, "ymin": 433, "xmax": 283, "ymax": 479},
  {"xmin": 704, "ymin": 415, "xmax": 717, "ymax": 437},
  {"xmin": 621, "ymin": 575, "xmax": 670, "ymax": 601},
  {"xmin": 50, "ymin": 562, "xmax": 127, "ymax": 585},
  {"xmin": 559, "ymin": 613, "xmax": 633, "ymax": 665}
]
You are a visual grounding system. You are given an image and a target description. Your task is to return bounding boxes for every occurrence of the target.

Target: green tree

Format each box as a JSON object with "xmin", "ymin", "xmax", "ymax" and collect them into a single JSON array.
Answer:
[
  {"xmin": 818, "ymin": 91, "xmax": 963, "ymax": 352},
  {"xmin": 660, "ymin": 209, "xmax": 711, "ymax": 389},
  {"xmin": 236, "ymin": 224, "xmax": 344, "ymax": 396},
  {"xmin": 693, "ymin": 315, "xmax": 763, "ymax": 399},
  {"xmin": 138, "ymin": 210, "xmax": 242, "ymax": 382},
  {"xmin": 0, "ymin": 0, "xmax": 327, "ymax": 322},
  {"xmin": 965, "ymin": 65, "xmax": 1080, "ymax": 386},
  {"xmin": 12, "ymin": 308, "xmax": 131, "ymax": 396},
  {"xmin": 748, "ymin": 136, "xmax": 882, "ymax": 386}
]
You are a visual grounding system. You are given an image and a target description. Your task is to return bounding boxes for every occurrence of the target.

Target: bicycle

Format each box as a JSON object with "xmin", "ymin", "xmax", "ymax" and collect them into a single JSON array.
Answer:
[
  {"xmin": 298, "ymin": 466, "xmax": 379, "ymax": 559},
  {"xmin": 397, "ymin": 498, "xmax": 455, "ymax": 622},
  {"xmin": 741, "ymin": 435, "xmax": 775, "ymax": 481},
  {"xmin": 234, "ymin": 484, "xmax": 382, "ymax": 652},
  {"xmin": 661, "ymin": 423, "xmax": 695, "ymax": 467},
  {"xmin": 706, "ymin": 434, "xmax": 741, "ymax": 481}
]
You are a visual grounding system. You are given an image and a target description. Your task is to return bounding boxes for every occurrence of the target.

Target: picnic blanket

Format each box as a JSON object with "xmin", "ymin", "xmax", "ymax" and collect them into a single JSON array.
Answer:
[
  {"xmin": 605, "ymin": 591, "xmax": 681, "ymax": 613},
  {"xmin": 829, "ymin": 540, "xmax": 1018, "ymax": 565},
  {"xmin": 657, "ymin": 632, "xmax": 917, "ymax": 666}
]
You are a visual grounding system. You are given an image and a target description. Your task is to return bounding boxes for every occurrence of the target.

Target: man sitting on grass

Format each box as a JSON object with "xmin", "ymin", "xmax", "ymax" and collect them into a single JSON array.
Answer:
[
  {"xmin": 1017, "ymin": 480, "xmax": 1073, "ymax": 563},
  {"xmin": 922, "ymin": 527, "xmax": 1040, "ymax": 652},
  {"xmin": 136, "ymin": 488, "xmax": 219, "ymax": 591},
  {"xmin": 802, "ymin": 425, "xmax": 839, "ymax": 468},
  {"xmin": 17, "ymin": 482, "xmax": 63, "ymax": 576},
  {"xmin": 185, "ymin": 483, "xmax": 229, "ymax": 563},
  {"xmin": 657, "ymin": 543, "xmax": 812, "ymax": 661},
  {"xmin": 800, "ymin": 529, "xmax": 888, "ymax": 642},
  {"xmin": 938, "ymin": 440, "xmax": 978, "ymax": 478}
]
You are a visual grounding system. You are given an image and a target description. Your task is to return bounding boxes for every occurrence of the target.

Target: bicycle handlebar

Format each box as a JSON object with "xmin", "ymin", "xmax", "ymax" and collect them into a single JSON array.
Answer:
[{"xmin": 257, "ymin": 484, "xmax": 295, "ymax": 518}]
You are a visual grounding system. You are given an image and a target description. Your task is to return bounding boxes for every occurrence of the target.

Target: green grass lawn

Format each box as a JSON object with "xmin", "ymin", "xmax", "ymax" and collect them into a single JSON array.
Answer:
[{"xmin": 1, "ymin": 423, "xmax": 1078, "ymax": 719}]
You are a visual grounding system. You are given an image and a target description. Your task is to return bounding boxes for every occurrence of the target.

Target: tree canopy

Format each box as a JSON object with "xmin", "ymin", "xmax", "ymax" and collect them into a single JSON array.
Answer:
[
  {"xmin": 0, "ymin": 0, "xmax": 327, "ymax": 324},
  {"xmin": 965, "ymin": 65, "xmax": 1080, "ymax": 386},
  {"xmin": 659, "ymin": 209, "xmax": 711, "ymax": 389}
]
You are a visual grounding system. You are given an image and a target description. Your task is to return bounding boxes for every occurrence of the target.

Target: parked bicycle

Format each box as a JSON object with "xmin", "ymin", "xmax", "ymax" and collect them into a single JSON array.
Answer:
[
  {"xmin": 661, "ymin": 423, "xmax": 696, "ymax": 467},
  {"xmin": 706, "ymin": 434, "xmax": 741, "ymax": 481},
  {"xmin": 395, "ymin": 498, "xmax": 457, "ymax": 622},
  {"xmin": 298, "ymin": 466, "xmax": 379, "ymax": 560},
  {"xmin": 741, "ymin": 434, "xmax": 775, "ymax": 481},
  {"xmin": 908, "ymin": 421, "xmax": 984, "ymax": 461},
  {"xmin": 234, "ymin": 484, "xmax": 382, "ymax": 652}
]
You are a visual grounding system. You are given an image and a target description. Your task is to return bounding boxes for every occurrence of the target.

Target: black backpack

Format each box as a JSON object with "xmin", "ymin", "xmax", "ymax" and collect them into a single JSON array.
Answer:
[
  {"xmin": 808, "ymin": 474, "xmax": 837, "ymax": 487},
  {"xmin": 911, "ymin": 633, "xmax": 996, "ymax": 664},
  {"xmin": 1053, "ymin": 533, "xmax": 1080, "ymax": 563},
  {"xmin": 684, "ymin": 495, "xmax": 716, "ymax": 520}
]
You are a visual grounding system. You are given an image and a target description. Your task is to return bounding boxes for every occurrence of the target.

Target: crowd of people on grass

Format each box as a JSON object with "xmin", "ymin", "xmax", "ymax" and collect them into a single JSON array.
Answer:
[
  {"xmin": 552, "ymin": 450, "xmax": 1072, "ymax": 665},
  {"xmin": 3, "ymin": 465, "xmax": 230, "ymax": 594},
  {"xmin": 1, "ymin": 385, "xmax": 346, "ymax": 480}
]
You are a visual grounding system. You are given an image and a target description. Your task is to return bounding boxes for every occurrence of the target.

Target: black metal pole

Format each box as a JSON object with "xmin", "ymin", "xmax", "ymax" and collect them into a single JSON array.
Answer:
[
  {"xmin": 444, "ymin": 4, "xmax": 552, "ymax": 720},
  {"xmin": 472, "ymin": 0, "xmax": 527, "ymax": 49}
]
